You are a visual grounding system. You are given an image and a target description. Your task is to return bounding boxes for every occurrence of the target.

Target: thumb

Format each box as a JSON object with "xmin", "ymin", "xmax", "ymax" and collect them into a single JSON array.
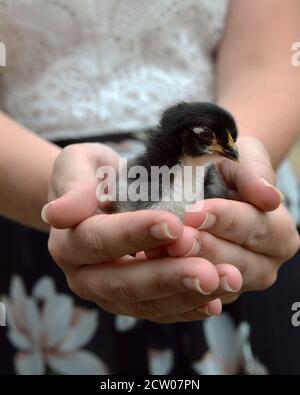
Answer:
[
  {"xmin": 41, "ymin": 179, "xmax": 99, "ymax": 229},
  {"xmin": 41, "ymin": 144, "xmax": 120, "ymax": 229},
  {"xmin": 219, "ymin": 137, "xmax": 284, "ymax": 212}
]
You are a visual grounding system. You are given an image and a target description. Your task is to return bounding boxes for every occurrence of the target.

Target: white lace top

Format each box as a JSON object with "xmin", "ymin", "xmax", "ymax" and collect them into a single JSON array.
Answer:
[
  {"xmin": 0, "ymin": 0, "xmax": 299, "ymax": 223},
  {"xmin": 0, "ymin": 0, "xmax": 229, "ymax": 140}
]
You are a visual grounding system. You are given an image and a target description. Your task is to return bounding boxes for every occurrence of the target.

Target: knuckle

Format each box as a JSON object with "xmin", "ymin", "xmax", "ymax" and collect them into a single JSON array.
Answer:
[
  {"xmin": 66, "ymin": 275, "xmax": 90, "ymax": 301},
  {"xmin": 290, "ymin": 234, "xmax": 300, "ymax": 257},
  {"xmin": 121, "ymin": 224, "xmax": 139, "ymax": 251},
  {"xmin": 131, "ymin": 301, "xmax": 163, "ymax": 319},
  {"xmin": 149, "ymin": 316, "xmax": 171, "ymax": 324},
  {"xmin": 47, "ymin": 237, "xmax": 68, "ymax": 268},
  {"xmin": 178, "ymin": 290, "xmax": 202, "ymax": 307},
  {"xmin": 198, "ymin": 232, "xmax": 214, "ymax": 258},
  {"xmin": 234, "ymin": 250, "xmax": 248, "ymax": 276},
  {"xmin": 95, "ymin": 299, "xmax": 119, "ymax": 315},
  {"xmin": 47, "ymin": 236, "xmax": 57, "ymax": 259},
  {"xmin": 155, "ymin": 274, "xmax": 174, "ymax": 295},
  {"xmin": 149, "ymin": 318, "xmax": 165, "ymax": 324},
  {"xmin": 80, "ymin": 229, "xmax": 107, "ymax": 260},
  {"xmin": 63, "ymin": 143, "xmax": 83, "ymax": 156},
  {"xmin": 222, "ymin": 216, "xmax": 236, "ymax": 234},
  {"xmin": 278, "ymin": 232, "xmax": 300, "ymax": 261},
  {"xmin": 53, "ymin": 144, "xmax": 83, "ymax": 173},
  {"xmin": 105, "ymin": 278, "xmax": 137, "ymax": 302},
  {"xmin": 270, "ymin": 214, "xmax": 300, "ymax": 260},
  {"xmin": 275, "ymin": 244, "xmax": 291, "ymax": 262},
  {"xmin": 257, "ymin": 270, "xmax": 278, "ymax": 291},
  {"xmin": 220, "ymin": 205, "xmax": 238, "ymax": 233},
  {"xmin": 246, "ymin": 217, "xmax": 268, "ymax": 250}
]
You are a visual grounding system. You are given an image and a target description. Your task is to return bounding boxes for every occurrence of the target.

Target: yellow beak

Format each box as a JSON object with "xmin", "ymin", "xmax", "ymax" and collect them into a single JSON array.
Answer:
[{"xmin": 209, "ymin": 131, "xmax": 239, "ymax": 162}]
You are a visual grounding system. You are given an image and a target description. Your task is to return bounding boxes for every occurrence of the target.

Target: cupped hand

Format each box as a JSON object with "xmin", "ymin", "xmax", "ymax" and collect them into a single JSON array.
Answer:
[
  {"xmin": 43, "ymin": 143, "xmax": 242, "ymax": 322},
  {"xmin": 218, "ymin": 136, "xmax": 284, "ymax": 211},
  {"xmin": 146, "ymin": 136, "xmax": 300, "ymax": 303}
]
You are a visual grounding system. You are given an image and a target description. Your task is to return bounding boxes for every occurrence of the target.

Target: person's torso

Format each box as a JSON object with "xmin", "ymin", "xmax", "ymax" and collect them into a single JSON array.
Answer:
[{"xmin": 0, "ymin": 0, "xmax": 229, "ymax": 140}]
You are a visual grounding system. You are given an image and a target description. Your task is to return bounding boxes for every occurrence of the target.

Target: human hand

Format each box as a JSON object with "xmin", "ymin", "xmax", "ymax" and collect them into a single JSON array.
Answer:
[
  {"xmin": 145, "ymin": 137, "xmax": 300, "ymax": 304},
  {"xmin": 43, "ymin": 143, "xmax": 243, "ymax": 322}
]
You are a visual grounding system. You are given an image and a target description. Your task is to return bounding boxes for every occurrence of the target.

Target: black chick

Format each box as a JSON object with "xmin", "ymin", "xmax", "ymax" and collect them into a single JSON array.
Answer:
[{"xmin": 113, "ymin": 102, "xmax": 239, "ymax": 218}]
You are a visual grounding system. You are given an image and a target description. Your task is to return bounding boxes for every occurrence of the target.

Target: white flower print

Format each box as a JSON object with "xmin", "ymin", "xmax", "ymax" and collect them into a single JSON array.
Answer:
[
  {"xmin": 115, "ymin": 315, "xmax": 137, "ymax": 332},
  {"xmin": 148, "ymin": 349, "xmax": 173, "ymax": 375},
  {"xmin": 4, "ymin": 276, "xmax": 108, "ymax": 375},
  {"xmin": 192, "ymin": 313, "xmax": 268, "ymax": 375}
]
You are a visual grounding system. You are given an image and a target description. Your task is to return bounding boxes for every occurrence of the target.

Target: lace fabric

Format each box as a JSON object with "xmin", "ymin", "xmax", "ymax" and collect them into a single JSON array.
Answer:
[{"xmin": 0, "ymin": 0, "xmax": 229, "ymax": 140}]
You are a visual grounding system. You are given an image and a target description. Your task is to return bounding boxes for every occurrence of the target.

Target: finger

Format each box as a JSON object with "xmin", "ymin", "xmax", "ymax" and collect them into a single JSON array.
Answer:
[
  {"xmin": 145, "ymin": 226, "xmax": 197, "ymax": 259},
  {"xmin": 190, "ymin": 230, "xmax": 278, "ymax": 291},
  {"xmin": 154, "ymin": 223, "xmax": 276, "ymax": 292},
  {"xmin": 152, "ymin": 298, "xmax": 222, "ymax": 323},
  {"xmin": 135, "ymin": 251, "xmax": 147, "ymax": 260},
  {"xmin": 184, "ymin": 199, "xmax": 285, "ymax": 256},
  {"xmin": 42, "ymin": 143, "xmax": 120, "ymax": 228},
  {"xmin": 145, "ymin": 226, "xmax": 248, "ymax": 293},
  {"xmin": 166, "ymin": 225, "xmax": 250, "ymax": 265},
  {"xmin": 145, "ymin": 245, "xmax": 169, "ymax": 259},
  {"xmin": 220, "ymin": 294, "xmax": 240, "ymax": 305},
  {"xmin": 215, "ymin": 264, "xmax": 243, "ymax": 294},
  {"xmin": 97, "ymin": 298, "xmax": 221, "ymax": 323},
  {"xmin": 129, "ymin": 270, "xmax": 240, "ymax": 318},
  {"xmin": 163, "ymin": 229, "xmax": 243, "ymax": 292},
  {"xmin": 43, "ymin": 181, "xmax": 99, "ymax": 229},
  {"xmin": 52, "ymin": 210, "xmax": 185, "ymax": 265},
  {"xmin": 67, "ymin": 256, "xmax": 220, "ymax": 303},
  {"xmin": 219, "ymin": 136, "xmax": 283, "ymax": 211},
  {"xmin": 131, "ymin": 292, "xmax": 211, "ymax": 317}
]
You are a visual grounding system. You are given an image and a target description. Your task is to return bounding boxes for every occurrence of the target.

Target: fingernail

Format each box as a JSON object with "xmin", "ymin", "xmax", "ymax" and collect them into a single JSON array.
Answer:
[
  {"xmin": 41, "ymin": 201, "xmax": 56, "ymax": 224},
  {"xmin": 220, "ymin": 275, "xmax": 239, "ymax": 293},
  {"xmin": 182, "ymin": 277, "xmax": 211, "ymax": 295},
  {"xmin": 205, "ymin": 304, "xmax": 222, "ymax": 316},
  {"xmin": 261, "ymin": 178, "xmax": 284, "ymax": 203},
  {"xmin": 184, "ymin": 239, "xmax": 201, "ymax": 257},
  {"xmin": 197, "ymin": 305, "xmax": 218, "ymax": 316},
  {"xmin": 198, "ymin": 213, "xmax": 217, "ymax": 230},
  {"xmin": 150, "ymin": 221, "xmax": 178, "ymax": 240}
]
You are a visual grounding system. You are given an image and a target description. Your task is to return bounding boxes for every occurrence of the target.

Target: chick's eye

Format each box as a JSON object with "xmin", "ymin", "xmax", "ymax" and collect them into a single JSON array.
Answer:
[{"xmin": 198, "ymin": 129, "xmax": 214, "ymax": 144}]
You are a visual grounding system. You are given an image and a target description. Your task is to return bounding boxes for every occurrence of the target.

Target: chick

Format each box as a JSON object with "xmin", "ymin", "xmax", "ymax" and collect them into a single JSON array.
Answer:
[{"xmin": 113, "ymin": 102, "xmax": 239, "ymax": 218}]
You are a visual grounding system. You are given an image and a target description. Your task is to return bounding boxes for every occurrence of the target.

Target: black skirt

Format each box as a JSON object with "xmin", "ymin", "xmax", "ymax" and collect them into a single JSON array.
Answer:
[{"xmin": 0, "ymin": 135, "xmax": 299, "ymax": 375}]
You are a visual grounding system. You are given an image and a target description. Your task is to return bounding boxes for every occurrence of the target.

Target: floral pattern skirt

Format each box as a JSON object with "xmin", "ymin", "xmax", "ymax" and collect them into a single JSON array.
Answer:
[{"xmin": 0, "ymin": 134, "xmax": 300, "ymax": 375}]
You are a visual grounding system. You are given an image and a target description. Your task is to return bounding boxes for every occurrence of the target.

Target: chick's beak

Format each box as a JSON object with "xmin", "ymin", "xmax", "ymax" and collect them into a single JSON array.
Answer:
[
  {"xmin": 209, "ymin": 140, "xmax": 239, "ymax": 162},
  {"xmin": 221, "ymin": 145, "xmax": 239, "ymax": 162},
  {"xmin": 223, "ymin": 130, "xmax": 239, "ymax": 162}
]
